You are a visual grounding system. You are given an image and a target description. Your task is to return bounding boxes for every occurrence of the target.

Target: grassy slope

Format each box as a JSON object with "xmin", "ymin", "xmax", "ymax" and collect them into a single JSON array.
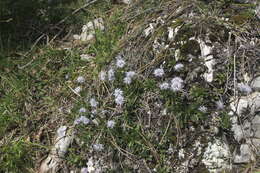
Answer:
[{"xmin": 0, "ymin": 0, "xmax": 259, "ymax": 172}]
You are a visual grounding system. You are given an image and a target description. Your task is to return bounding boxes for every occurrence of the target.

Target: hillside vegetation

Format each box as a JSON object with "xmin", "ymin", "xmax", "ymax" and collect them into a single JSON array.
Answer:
[{"xmin": 0, "ymin": 0, "xmax": 259, "ymax": 172}]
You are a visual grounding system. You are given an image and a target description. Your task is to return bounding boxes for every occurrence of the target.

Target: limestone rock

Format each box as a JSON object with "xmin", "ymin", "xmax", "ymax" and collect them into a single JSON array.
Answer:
[
  {"xmin": 202, "ymin": 139, "xmax": 231, "ymax": 173},
  {"xmin": 39, "ymin": 126, "xmax": 74, "ymax": 173},
  {"xmin": 234, "ymin": 144, "xmax": 255, "ymax": 164},
  {"xmin": 75, "ymin": 18, "xmax": 105, "ymax": 42},
  {"xmin": 251, "ymin": 76, "xmax": 260, "ymax": 91}
]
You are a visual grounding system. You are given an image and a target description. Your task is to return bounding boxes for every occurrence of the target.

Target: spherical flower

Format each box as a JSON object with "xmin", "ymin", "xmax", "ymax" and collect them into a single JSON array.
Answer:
[
  {"xmin": 74, "ymin": 116, "xmax": 90, "ymax": 125},
  {"xmin": 216, "ymin": 100, "xmax": 224, "ymax": 110},
  {"xmin": 107, "ymin": 120, "xmax": 115, "ymax": 128},
  {"xmin": 159, "ymin": 82, "xmax": 169, "ymax": 90},
  {"xmin": 116, "ymin": 57, "xmax": 126, "ymax": 68},
  {"xmin": 237, "ymin": 83, "xmax": 252, "ymax": 94},
  {"xmin": 90, "ymin": 98, "xmax": 98, "ymax": 107},
  {"xmin": 79, "ymin": 107, "xmax": 87, "ymax": 114},
  {"xmin": 108, "ymin": 69, "xmax": 115, "ymax": 81},
  {"xmin": 74, "ymin": 86, "xmax": 82, "ymax": 94},
  {"xmin": 199, "ymin": 106, "xmax": 207, "ymax": 113},
  {"xmin": 115, "ymin": 94, "xmax": 124, "ymax": 106},
  {"xmin": 123, "ymin": 71, "xmax": 136, "ymax": 85},
  {"xmin": 81, "ymin": 167, "xmax": 88, "ymax": 173},
  {"xmin": 126, "ymin": 71, "xmax": 136, "ymax": 78},
  {"xmin": 99, "ymin": 71, "xmax": 106, "ymax": 81},
  {"xmin": 170, "ymin": 77, "xmax": 184, "ymax": 92},
  {"xmin": 114, "ymin": 88, "xmax": 124, "ymax": 106},
  {"xmin": 93, "ymin": 143, "xmax": 104, "ymax": 151},
  {"xmin": 114, "ymin": 88, "xmax": 123, "ymax": 97},
  {"xmin": 76, "ymin": 76, "xmax": 85, "ymax": 83},
  {"xmin": 174, "ymin": 63, "xmax": 184, "ymax": 71},
  {"xmin": 153, "ymin": 68, "xmax": 164, "ymax": 77},
  {"xmin": 123, "ymin": 77, "xmax": 132, "ymax": 84}
]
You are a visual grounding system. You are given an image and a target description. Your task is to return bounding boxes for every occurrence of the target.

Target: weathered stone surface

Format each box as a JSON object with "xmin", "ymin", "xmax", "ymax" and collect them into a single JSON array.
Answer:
[
  {"xmin": 39, "ymin": 126, "xmax": 74, "ymax": 173},
  {"xmin": 251, "ymin": 76, "xmax": 260, "ymax": 91},
  {"xmin": 202, "ymin": 139, "xmax": 231, "ymax": 173},
  {"xmin": 230, "ymin": 92, "xmax": 260, "ymax": 164},
  {"xmin": 234, "ymin": 144, "xmax": 255, "ymax": 164},
  {"xmin": 74, "ymin": 18, "xmax": 105, "ymax": 42},
  {"xmin": 230, "ymin": 92, "xmax": 260, "ymax": 116}
]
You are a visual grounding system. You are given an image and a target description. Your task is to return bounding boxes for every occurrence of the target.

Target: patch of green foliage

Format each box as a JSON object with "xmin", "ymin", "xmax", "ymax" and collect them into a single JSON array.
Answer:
[{"xmin": 0, "ymin": 140, "xmax": 33, "ymax": 172}]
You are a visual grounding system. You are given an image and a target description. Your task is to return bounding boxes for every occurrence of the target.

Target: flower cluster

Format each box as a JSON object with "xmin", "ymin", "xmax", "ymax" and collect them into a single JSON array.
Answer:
[
  {"xmin": 93, "ymin": 143, "xmax": 104, "ymax": 151},
  {"xmin": 199, "ymin": 106, "xmax": 207, "ymax": 113},
  {"xmin": 90, "ymin": 98, "xmax": 98, "ymax": 108},
  {"xmin": 114, "ymin": 88, "xmax": 124, "ymax": 106},
  {"xmin": 153, "ymin": 68, "xmax": 164, "ymax": 77},
  {"xmin": 79, "ymin": 107, "xmax": 87, "ymax": 114},
  {"xmin": 74, "ymin": 116, "xmax": 90, "ymax": 125},
  {"xmin": 108, "ymin": 69, "xmax": 115, "ymax": 81},
  {"xmin": 76, "ymin": 76, "xmax": 85, "ymax": 83},
  {"xmin": 174, "ymin": 63, "xmax": 184, "ymax": 71},
  {"xmin": 170, "ymin": 77, "xmax": 184, "ymax": 91},
  {"xmin": 159, "ymin": 82, "xmax": 169, "ymax": 90},
  {"xmin": 216, "ymin": 100, "xmax": 224, "ymax": 110},
  {"xmin": 107, "ymin": 120, "xmax": 115, "ymax": 128},
  {"xmin": 74, "ymin": 86, "xmax": 82, "ymax": 94},
  {"xmin": 123, "ymin": 71, "xmax": 136, "ymax": 84},
  {"xmin": 116, "ymin": 56, "xmax": 126, "ymax": 68}
]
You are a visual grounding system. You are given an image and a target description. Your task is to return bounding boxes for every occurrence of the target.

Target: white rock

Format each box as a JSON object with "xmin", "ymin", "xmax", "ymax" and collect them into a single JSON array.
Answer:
[
  {"xmin": 79, "ymin": 18, "xmax": 105, "ymax": 42},
  {"xmin": 234, "ymin": 144, "xmax": 255, "ymax": 163},
  {"xmin": 80, "ymin": 54, "xmax": 94, "ymax": 61},
  {"xmin": 230, "ymin": 92, "xmax": 260, "ymax": 116},
  {"xmin": 251, "ymin": 76, "xmax": 260, "ymax": 91},
  {"xmin": 73, "ymin": 34, "xmax": 81, "ymax": 40},
  {"xmin": 144, "ymin": 23, "xmax": 155, "ymax": 37},
  {"xmin": 178, "ymin": 149, "xmax": 185, "ymax": 159},
  {"xmin": 119, "ymin": 0, "xmax": 132, "ymax": 5},
  {"xmin": 198, "ymin": 39, "xmax": 215, "ymax": 83},
  {"xmin": 168, "ymin": 27, "xmax": 174, "ymax": 40},
  {"xmin": 39, "ymin": 126, "xmax": 74, "ymax": 173},
  {"xmin": 202, "ymin": 139, "xmax": 231, "ymax": 173}
]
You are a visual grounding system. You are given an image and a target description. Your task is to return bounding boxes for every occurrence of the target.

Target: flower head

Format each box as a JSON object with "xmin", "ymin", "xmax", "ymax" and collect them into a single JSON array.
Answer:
[
  {"xmin": 81, "ymin": 167, "xmax": 88, "ymax": 173},
  {"xmin": 237, "ymin": 83, "xmax": 252, "ymax": 94},
  {"xmin": 159, "ymin": 82, "xmax": 169, "ymax": 90},
  {"xmin": 115, "ymin": 94, "xmax": 124, "ymax": 106},
  {"xmin": 114, "ymin": 88, "xmax": 124, "ymax": 106},
  {"xmin": 174, "ymin": 63, "xmax": 184, "ymax": 71},
  {"xmin": 116, "ymin": 56, "xmax": 126, "ymax": 68},
  {"xmin": 79, "ymin": 107, "xmax": 87, "ymax": 114},
  {"xmin": 74, "ymin": 116, "xmax": 90, "ymax": 125},
  {"xmin": 126, "ymin": 71, "xmax": 136, "ymax": 78},
  {"xmin": 90, "ymin": 98, "xmax": 98, "ymax": 107},
  {"xmin": 76, "ymin": 76, "xmax": 85, "ymax": 83},
  {"xmin": 123, "ymin": 71, "xmax": 136, "ymax": 85},
  {"xmin": 123, "ymin": 77, "xmax": 132, "ymax": 84},
  {"xmin": 107, "ymin": 120, "xmax": 115, "ymax": 128},
  {"xmin": 74, "ymin": 86, "xmax": 82, "ymax": 94},
  {"xmin": 108, "ymin": 69, "xmax": 115, "ymax": 81},
  {"xmin": 93, "ymin": 143, "xmax": 104, "ymax": 151},
  {"xmin": 153, "ymin": 68, "xmax": 164, "ymax": 77},
  {"xmin": 216, "ymin": 100, "xmax": 224, "ymax": 110},
  {"xmin": 199, "ymin": 106, "xmax": 207, "ymax": 113},
  {"xmin": 170, "ymin": 77, "xmax": 184, "ymax": 91},
  {"xmin": 114, "ymin": 88, "xmax": 123, "ymax": 97}
]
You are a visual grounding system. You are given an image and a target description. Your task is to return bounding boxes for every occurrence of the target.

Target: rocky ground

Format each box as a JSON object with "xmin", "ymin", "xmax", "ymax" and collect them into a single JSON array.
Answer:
[{"xmin": 0, "ymin": 0, "xmax": 260, "ymax": 172}]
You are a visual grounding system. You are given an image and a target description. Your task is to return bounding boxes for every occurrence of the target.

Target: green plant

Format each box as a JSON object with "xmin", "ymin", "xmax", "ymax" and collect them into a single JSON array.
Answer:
[{"xmin": 0, "ymin": 140, "xmax": 33, "ymax": 172}]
